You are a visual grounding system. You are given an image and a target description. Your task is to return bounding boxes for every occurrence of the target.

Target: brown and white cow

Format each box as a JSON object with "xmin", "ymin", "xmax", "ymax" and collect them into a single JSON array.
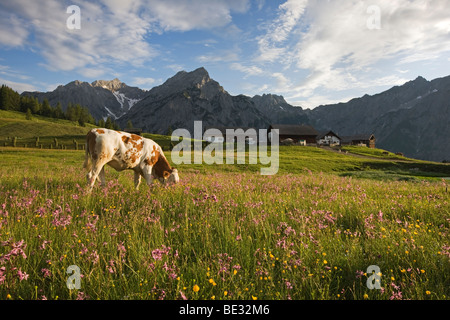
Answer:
[{"xmin": 83, "ymin": 128, "xmax": 179, "ymax": 191}]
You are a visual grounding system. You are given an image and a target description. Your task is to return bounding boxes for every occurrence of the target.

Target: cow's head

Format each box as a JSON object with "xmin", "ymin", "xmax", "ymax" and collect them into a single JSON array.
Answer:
[{"xmin": 165, "ymin": 168, "xmax": 179, "ymax": 185}]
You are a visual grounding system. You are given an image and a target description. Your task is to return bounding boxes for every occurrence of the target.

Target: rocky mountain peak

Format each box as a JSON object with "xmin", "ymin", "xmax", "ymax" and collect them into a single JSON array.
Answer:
[
  {"xmin": 148, "ymin": 67, "xmax": 225, "ymax": 100},
  {"xmin": 164, "ymin": 67, "xmax": 211, "ymax": 89},
  {"xmin": 253, "ymin": 93, "xmax": 288, "ymax": 106},
  {"xmin": 67, "ymin": 80, "xmax": 90, "ymax": 87},
  {"xmin": 91, "ymin": 78, "xmax": 125, "ymax": 92}
]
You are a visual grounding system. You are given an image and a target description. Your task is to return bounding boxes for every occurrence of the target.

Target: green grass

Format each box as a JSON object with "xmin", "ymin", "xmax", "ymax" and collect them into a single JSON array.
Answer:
[
  {"xmin": 0, "ymin": 110, "xmax": 173, "ymax": 150},
  {"xmin": 341, "ymin": 146, "xmax": 409, "ymax": 160},
  {"xmin": 0, "ymin": 147, "xmax": 449, "ymax": 301},
  {"xmin": 1, "ymin": 109, "xmax": 448, "ymax": 179},
  {"xmin": 0, "ymin": 111, "xmax": 449, "ymax": 300},
  {"xmin": 0, "ymin": 110, "xmax": 96, "ymax": 149}
]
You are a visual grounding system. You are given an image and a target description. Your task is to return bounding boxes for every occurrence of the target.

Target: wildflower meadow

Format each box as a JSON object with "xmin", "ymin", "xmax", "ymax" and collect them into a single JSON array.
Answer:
[{"xmin": 0, "ymin": 147, "xmax": 449, "ymax": 300}]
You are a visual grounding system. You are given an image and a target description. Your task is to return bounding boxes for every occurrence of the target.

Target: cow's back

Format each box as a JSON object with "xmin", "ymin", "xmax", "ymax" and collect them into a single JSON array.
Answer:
[{"xmin": 87, "ymin": 128, "xmax": 120, "ymax": 161}]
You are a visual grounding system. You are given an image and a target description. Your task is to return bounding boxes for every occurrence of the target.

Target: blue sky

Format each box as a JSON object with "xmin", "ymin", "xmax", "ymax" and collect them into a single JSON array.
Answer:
[{"xmin": 1, "ymin": 0, "xmax": 450, "ymax": 109}]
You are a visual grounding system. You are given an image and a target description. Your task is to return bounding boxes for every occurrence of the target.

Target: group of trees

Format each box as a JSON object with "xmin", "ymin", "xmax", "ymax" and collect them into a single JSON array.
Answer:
[{"xmin": 0, "ymin": 84, "xmax": 120, "ymax": 129}]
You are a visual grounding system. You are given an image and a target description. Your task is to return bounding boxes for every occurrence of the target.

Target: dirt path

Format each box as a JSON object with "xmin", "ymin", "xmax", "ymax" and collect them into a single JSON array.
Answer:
[{"xmin": 320, "ymin": 146, "xmax": 413, "ymax": 163}]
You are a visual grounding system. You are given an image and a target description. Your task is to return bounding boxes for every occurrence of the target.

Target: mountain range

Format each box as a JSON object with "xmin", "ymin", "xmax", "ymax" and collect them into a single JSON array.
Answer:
[{"xmin": 22, "ymin": 67, "xmax": 449, "ymax": 162}]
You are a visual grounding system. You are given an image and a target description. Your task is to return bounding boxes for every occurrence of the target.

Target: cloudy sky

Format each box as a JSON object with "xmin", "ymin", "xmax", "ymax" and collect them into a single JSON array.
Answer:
[{"xmin": 1, "ymin": 0, "xmax": 449, "ymax": 109}]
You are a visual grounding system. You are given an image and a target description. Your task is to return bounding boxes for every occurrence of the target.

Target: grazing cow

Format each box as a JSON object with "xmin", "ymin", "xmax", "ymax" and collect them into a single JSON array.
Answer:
[{"xmin": 83, "ymin": 128, "xmax": 179, "ymax": 191}]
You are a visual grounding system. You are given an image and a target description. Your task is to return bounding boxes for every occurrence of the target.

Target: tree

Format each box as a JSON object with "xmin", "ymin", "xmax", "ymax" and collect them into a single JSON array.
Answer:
[
  {"xmin": 0, "ymin": 85, "xmax": 9, "ymax": 110},
  {"xmin": 78, "ymin": 106, "xmax": 94, "ymax": 125},
  {"xmin": 126, "ymin": 120, "xmax": 133, "ymax": 129},
  {"xmin": 97, "ymin": 118, "xmax": 105, "ymax": 128},
  {"xmin": 25, "ymin": 108, "xmax": 32, "ymax": 120},
  {"xmin": 31, "ymin": 97, "xmax": 40, "ymax": 114},
  {"xmin": 65, "ymin": 103, "xmax": 77, "ymax": 121},
  {"xmin": 113, "ymin": 121, "xmax": 120, "ymax": 131},
  {"xmin": 41, "ymin": 99, "xmax": 52, "ymax": 117},
  {"xmin": 0, "ymin": 85, "xmax": 20, "ymax": 110},
  {"xmin": 20, "ymin": 96, "xmax": 34, "ymax": 113},
  {"xmin": 54, "ymin": 102, "xmax": 64, "ymax": 119},
  {"xmin": 105, "ymin": 116, "xmax": 113, "ymax": 129}
]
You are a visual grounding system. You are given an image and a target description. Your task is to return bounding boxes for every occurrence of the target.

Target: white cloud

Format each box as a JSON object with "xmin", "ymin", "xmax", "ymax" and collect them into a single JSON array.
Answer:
[
  {"xmin": 250, "ymin": 0, "xmax": 450, "ymax": 106},
  {"xmin": 131, "ymin": 77, "xmax": 157, "ymax": 89},
  {"xmin": 0, "ymin": 77, "xmax": 38, "ymax": 93},
  {"xmin": 256, "ymin": 0, "xmax": 308, "ymax": 62},
  {"xmin": 0, "ymin": 0, "xmax": 158, "ymax": 74},
  {"xmin": 0, "ymin": 0, "xmax": 250, "ymax": 76},
  {"xmin": 292, "ymin": 0, "xmax": 450, "ymax": 92},
  {"xmin": 0, "ymin": 11, "xmax": 29, "ymax": 47},
  {"xmin": 197, "ymin": 51, "xmax": 239, "ymax": 64},
  {"xmin": 78, "ymin": 67, "xmax": 110, "ymax": 79},
  {"xmin": 289, "ymin": 94, "xmax": 355, "ymax": 110},
  {"xmin": 271, "ymin": 72, "xmax": 290, "ymax": 90},
  {"xmin": 165, "ymin": 64, "xmax": 185, "ymax": 72},
  {"xmin": 0, "ymin": 65, "xmax": 31, "ymax": 81},
  {"xmin": 255, "ymin": 0, "xmax": 265, "ymax": 11},
  {"xmin": 230, "ymin": 62, "xmax": 264, "ymax": 77},
  {"xmin": 146, "ymin": 0, "xmax": 250, "ymax": 32}
]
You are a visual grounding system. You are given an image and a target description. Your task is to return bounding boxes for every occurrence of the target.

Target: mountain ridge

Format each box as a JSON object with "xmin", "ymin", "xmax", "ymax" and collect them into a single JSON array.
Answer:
[
  {"xmin": 22, "ymin": 78, "xmax": 147, "ymax": 120},
  {"xmin": 20, "ymin": 68, "xmax": 450, "ymax": 162}
]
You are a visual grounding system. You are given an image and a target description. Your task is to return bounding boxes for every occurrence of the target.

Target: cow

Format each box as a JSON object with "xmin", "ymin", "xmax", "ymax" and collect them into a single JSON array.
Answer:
[{"xmin": 83, "ymin": 128, "xmax": 179, "ymax": 191}]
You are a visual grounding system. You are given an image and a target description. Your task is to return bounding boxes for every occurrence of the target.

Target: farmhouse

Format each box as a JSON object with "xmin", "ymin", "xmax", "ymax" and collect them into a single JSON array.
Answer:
[
  {"xmin": 341, "ymin": 134, "xmax": 376, "ymax": 148},
  {"xmin": 316, "ymin": 130, "xmax": 342, "ymax": 146},
  {"xmin": 268, "ymin": 124, "xmax": 318, "ymax": 145},
  {"xmin": 203, "ymin": 126, "xmax": 257, "ymax": 144}
]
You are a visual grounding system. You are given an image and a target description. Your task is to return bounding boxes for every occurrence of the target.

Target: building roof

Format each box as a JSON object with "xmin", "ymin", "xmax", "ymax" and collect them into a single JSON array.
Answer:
[
  {"xmin": 269, "ymin": 124, "xmax": 318, "ymax": 136},
  {"xmin": 316, "ymin": 130, "xmax": 342, "ymax": 140},
  {"xmin": 203, "ymin": 126, "xmax": 258, "ymax": 138},
  {"xmin": 341, "ymin": 134, "xmax": 375, "ymax": 143}
]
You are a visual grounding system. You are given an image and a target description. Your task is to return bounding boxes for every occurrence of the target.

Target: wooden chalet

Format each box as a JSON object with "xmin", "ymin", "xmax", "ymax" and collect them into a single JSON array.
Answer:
[
  {"xmin": 203, "ymin": 126, "xmax": 258, "ymax": 144},
  {"xmin": 341, "ymin": 134, "xmax": 376, "ymax": 148},
  {"xmin": 268, "ymin": 124, "xmax": 318, "ymax": 145},
  {"xmin": 316, "ymin": 130, "xmax": 342, "ymax": 146}
]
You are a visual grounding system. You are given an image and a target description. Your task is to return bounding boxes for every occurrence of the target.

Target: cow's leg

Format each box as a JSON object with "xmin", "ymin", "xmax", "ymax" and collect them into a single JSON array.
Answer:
[
  {"xmin": 134, "ymin": 171, "xmax": 142, "ymax": 190},
  {"xmin": 88, "ymin": 162, "xmax": 106, "ymax": 191},
  {"xmin": 98, "ymin": 167, "xmax": 106, "ymax": 187},
  {"xmin": 142, "ymin": 166, "xmax": 154, "ymax": 188}
]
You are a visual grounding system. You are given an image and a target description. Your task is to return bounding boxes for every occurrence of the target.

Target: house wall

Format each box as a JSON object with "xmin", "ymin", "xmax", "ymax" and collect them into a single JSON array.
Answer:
[
  {"xmin": 318, "ymin": 135, "xmax": 341, "ymax": 146},
  {"xmin": 279, "ymin": 135, "xmax": 316, "ymax": 144},
  {"xmin": 351, "ymin": 139, "xmax": 376, "ymax": 148}
]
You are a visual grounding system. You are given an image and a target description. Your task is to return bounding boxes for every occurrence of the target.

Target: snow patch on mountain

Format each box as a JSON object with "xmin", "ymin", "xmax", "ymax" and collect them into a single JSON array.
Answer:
[
  {"xmin": 112, "ymin": 91, "xmax": 141, "ymax": 110},
  {"xmin": 104, "ymin": 106, "xmax": 118, "ymax": 120}
]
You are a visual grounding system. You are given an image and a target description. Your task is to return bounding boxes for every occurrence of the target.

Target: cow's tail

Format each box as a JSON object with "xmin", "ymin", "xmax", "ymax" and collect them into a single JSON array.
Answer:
[
  {"xmin": 83, "ymin": 132, "xmax": 93, "ymax": 171},
  {"xmin": 83, "ymin": 143, "xmax": 92, "ymax": 171}
]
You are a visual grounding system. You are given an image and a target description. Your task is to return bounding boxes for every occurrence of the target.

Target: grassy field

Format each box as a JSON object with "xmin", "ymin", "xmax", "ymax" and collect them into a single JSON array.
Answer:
[
  {"xmin": 341, "ymin": 145, "xmax": 408, "ymax": 160},
  {"xmin": 0, "ymin": 110, "xmax": 172, "ymax": 150},
  {"xmin": 0, "ymin": 111, "xmax": 449, "ymax": 300},
  {"xmin": 0, "ymin": 146, "xmax": 448, "ymax": 300}
]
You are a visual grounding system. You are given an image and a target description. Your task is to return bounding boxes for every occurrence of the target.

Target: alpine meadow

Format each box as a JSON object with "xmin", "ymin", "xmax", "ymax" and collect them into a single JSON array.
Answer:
[
  {"xmin": 1, "ymin": 0, "xmax": 450, "ymax": 304},
  {"xmin": 0, "ymin": 114, "xmax": 449, "ymax": 300}
]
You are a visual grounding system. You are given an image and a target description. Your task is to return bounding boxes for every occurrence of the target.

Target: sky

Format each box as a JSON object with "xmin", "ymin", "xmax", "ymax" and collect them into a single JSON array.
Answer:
[{"xmin": 0, "ymin": 0, "xmax": 450, "ymax": 109}]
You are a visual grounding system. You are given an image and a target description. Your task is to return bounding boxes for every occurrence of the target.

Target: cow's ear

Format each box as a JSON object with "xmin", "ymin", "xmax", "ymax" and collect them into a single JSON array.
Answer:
[{"xmin": 163, "ymin": 171, "xmax": 170, "ymax": 179}]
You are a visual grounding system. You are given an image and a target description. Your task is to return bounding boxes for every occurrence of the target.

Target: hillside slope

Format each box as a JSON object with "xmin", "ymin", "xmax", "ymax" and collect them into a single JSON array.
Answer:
[
  {"xmin": 22, "ymin": 79, "xmax": 146, "ymax": 120},
  {"xmin": 117, "ymin": 67, "xmax": 273, "ymax": 134},
  {"xmin": 15, "ymin": 69, "xmax": 450, "ymax": 162},
  {"xmin": 0, "ymin": 110, "xmax": 94, "ymax": 147},
  {"xmin": 309, "ymin": 75, "xmax": 450, "ymax": 162}
]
